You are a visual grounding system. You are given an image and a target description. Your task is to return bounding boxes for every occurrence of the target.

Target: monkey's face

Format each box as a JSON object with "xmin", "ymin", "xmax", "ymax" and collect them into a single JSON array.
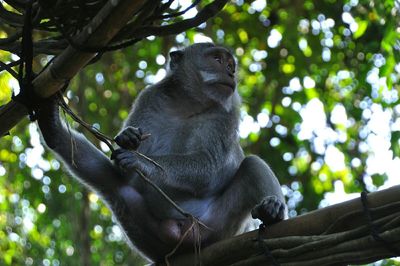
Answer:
[
  {"xmin": 199, "ymin": 45, "xmax": 237, "ymax": 94},
  {"xmin": 169, "ymin": 43, "xmax": 238, "ymax": 107},
  {"xmin": 197, "ymin": 45, "xmax": 237, "ymax": 107}
]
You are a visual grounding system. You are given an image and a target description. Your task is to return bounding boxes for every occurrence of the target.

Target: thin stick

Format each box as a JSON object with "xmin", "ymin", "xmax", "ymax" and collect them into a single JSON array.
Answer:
[
  {"xmin": 165, "ymin": 218, "xmax": 197, "ymax": 266},
  {"xmin": 135, "ymin": 169, "xmax": 211, "ymax": 231},
  {"xmin": 58, "ymin": 95, "xmax": 115, "ymax": 151},
  {"xmin": 58, "ymin": 96, "xmax": 212, "ymax": 232},
  {"xmin": 59, "ymin": 94, "xmax": 165, "ymax": 171}
]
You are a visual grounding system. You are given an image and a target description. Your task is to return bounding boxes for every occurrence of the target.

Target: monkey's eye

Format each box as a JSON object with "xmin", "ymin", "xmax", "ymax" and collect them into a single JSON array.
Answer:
[
  {"xmin": 214, "ymin": 55, "xmax": 222, "ymax": 64},
  {"xmin": 227, "ymin": 63, "xmax": 235, "ymax": 73}
]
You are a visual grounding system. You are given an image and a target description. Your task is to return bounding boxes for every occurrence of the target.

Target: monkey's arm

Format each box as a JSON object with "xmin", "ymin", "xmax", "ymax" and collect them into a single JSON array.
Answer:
[
  {"xmin": 113, "ymin": 148, "xmax": 235, "ymax": 196},
  {"xmin": 37, "ymin": 99, "xmax": 122, "ymax": 194}
]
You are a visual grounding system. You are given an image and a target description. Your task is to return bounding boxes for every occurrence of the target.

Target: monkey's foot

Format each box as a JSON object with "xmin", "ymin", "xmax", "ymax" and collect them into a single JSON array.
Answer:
[
  {"xmin": 251, "ymin": 196, "xmax": 285, "ymax": 225},
  {"xmin": 114, "ymin": 126, "xmax": 146, "ymax": 150}
]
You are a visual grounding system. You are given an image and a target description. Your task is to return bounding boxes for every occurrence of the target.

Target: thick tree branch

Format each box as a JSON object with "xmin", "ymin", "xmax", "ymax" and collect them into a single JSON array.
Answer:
[
  {"xmin": 164, "ymin": 185, "xmax": 400, "ymax": 266},
  {"xmin": 0, "ymin": 0, "xmax": 229, "ymax": 54},
  {"xmin": 0, "ymin": 0, "xmax": 146, "ymax": 136},
  {"xmin": 0, "ymin": 0, "xmax": 229, "ymax": 136}
]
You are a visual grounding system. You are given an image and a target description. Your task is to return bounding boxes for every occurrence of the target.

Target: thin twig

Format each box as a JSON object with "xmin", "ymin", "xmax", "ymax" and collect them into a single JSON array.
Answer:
[
  {"xmin": 0, "ymin": 30, "xmax": 22, "ymax": 45},
  {"xmin": 61, "ymin": 107, "xmax": 78, "ymax": 168},
  {"xmin": 135, "ymin": 169, "xmax": 211, "ymax": 231},
  {"xmin": 0, "ymin": 60, "xmax": 19, "ymax": 79},
  {"xmin": 57, "ymin": 96, "xmax": 212, "ymax": 238},
  {"xmin": 121, "ymin": 0, "xmax": 228, "ymax": 41},
  {"xmin": 150, "ymin": 0, "xmax": 202, "ymax": 20},
  {"xmin": 58, "ymin": 95, "xmax": 115, "ymax": 151},
  {"xmin": 58, "ymin": 95, "xmax": 167, "ymax": 171},
  {"xmin": 165, "ymin": 218, "xmax": 197, "ymax": 266}
]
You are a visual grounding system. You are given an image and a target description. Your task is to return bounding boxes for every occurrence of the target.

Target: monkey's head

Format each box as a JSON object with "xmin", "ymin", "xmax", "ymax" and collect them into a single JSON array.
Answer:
[{"xmin": 168, "ymin": 43, "xmax": 238, "ymax": 108}]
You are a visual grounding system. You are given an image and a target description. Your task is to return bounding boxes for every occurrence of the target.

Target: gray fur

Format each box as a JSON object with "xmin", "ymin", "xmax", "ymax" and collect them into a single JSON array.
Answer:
[
  {"xmin": 37, "ymin": 43, "xmax": 286, "ymax": 262},
  {"xmin": 200, "ymin": 70, "xmax": 219, "ymax": 83}
]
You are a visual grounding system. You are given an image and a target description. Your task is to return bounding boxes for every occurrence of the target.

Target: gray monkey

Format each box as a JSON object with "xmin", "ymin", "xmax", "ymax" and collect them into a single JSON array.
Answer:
[{"xmin": 37, "ymin": 43, "xmax": 286, "ymax": 262}]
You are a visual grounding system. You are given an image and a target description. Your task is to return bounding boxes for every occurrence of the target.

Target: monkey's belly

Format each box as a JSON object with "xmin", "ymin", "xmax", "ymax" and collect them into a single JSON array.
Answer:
[
  {"xmin": 178, "ymin": 198, "xmax": 214, "ymax": 218},
  {"xmin": 147, "ymin": 195, "xmax": 214, "ymax": 221}
]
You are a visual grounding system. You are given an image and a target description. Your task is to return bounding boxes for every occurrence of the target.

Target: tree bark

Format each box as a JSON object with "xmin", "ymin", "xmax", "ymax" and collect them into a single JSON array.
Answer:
[
  {"xmin": 164, "ymin": 185, "xmax": 400, "ymax": 266},
  {"xmin": 0, "ymin": 0, "xmax": 146, "ymax": 136}
]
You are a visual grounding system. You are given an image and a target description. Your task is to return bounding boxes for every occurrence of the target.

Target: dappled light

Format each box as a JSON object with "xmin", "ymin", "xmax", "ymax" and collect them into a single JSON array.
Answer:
[{"xmin": 0, "ymin": 0, "xmax": 399, "ymax": 264}]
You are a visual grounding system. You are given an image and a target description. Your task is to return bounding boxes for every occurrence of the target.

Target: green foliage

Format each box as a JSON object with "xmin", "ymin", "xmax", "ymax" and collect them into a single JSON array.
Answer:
[{"xmin": 0, "ymin": 0, "xmax": 399, "ymax": 264}]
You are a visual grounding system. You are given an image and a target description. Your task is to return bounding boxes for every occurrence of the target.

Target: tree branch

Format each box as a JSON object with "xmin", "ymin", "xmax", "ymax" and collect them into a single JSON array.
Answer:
[
  {"xmin": 117, "ymin": 0, "xmax": 228, "ymax": 41},
  {"xmin": 0, "ymin": 0, "xmax": 230, "ymax": 136},
  {"xmin": 164, "ymin": 185, "xmax": 400, "ymax": 266},
  {"xmin": 0, "ymin": 0, "xmax": 146, "ymax": 136}
]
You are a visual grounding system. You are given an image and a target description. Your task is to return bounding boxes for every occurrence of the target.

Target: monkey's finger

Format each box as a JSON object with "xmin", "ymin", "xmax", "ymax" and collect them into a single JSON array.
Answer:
[
  {"xmin": 124, "ymin": 126, "xmax": 143, "ymax": 140},
  {"xmin": 114, "ymin": 134, "xmax": 131, "ymax": 148},
  {"xmin": 112, "ymin": 150, "xmax": 137, "ymax": 162},
  {"xmin": 111, "ymin": 148, "xmax": 132, "ymax": 160},
  {"xmin": 111, "ymin": 150, "xmax": 121, "ymax": 160},
  {"xmin": 111, "ymin": 148, "xmax": 125, "ymax": 157},
  {"xmin": 118, "ymin": 158, "xmax": 137, "ymax": 170},
  {"xmin": 126, "ymin": 135, "xmax": 141, "ymax": 150},
  {"xmin": 115, "ymin": 128, "xmax": 144, "ymax": 150},
  {"xmin": 116, "ymin": 135, "xmax": 139, "ymax": 150},
  {"xmin": 140, "ymin": 133, "xmax": 151, "ymax": 141},
  {"xmin": 125, "ymin": 126, "xmax": 142, "ymax": 135}
]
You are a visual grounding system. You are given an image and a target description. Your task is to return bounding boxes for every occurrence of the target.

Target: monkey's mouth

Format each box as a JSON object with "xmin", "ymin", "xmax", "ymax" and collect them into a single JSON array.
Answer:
[{"xmin": 215, "ymin": 80, "xmax": 236, "ymax": 92}]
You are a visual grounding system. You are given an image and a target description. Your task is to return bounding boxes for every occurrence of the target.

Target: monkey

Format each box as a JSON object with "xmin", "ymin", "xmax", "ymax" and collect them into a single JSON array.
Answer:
[{"xmin": 37, "ymin": 42, "xmax": 286, "ymax": 262}]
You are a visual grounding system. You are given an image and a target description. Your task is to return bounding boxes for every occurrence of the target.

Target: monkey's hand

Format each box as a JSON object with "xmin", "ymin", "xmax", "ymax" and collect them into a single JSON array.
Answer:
[
  {"xmin": 112, "ymin": 148, "xmax": 161, "ymax": 179},
  {"xmin": 251, "ymin": 195, "xmax": 286, "ymax": 225},
  {"xmin": 114, "ymin": 126, "xmax": 145, "ymax": 150}
]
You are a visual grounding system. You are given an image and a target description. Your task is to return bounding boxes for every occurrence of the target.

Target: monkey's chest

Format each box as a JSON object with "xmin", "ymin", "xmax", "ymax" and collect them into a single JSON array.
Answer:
[{"xmin": 138, "ymin": 122, "xmax": 198, "ymax": 156}]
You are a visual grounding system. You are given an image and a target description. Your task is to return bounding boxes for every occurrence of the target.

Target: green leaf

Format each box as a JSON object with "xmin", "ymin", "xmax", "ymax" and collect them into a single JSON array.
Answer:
[{"xmin": 353, "ymin": 20, "xmax": 368, "ymax": 39}]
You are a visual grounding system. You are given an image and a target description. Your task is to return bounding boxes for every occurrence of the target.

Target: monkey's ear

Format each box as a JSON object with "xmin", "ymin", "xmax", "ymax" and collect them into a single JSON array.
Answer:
[{"xmin": 169, "ymin": 50, "xmax": 184, "ymax": 70}]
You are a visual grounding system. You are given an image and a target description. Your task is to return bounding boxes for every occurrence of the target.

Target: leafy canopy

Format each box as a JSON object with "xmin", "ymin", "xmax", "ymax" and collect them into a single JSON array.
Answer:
[{"xmin": 0, "ymin": 0, "xmax": 399, "ymax": 265}]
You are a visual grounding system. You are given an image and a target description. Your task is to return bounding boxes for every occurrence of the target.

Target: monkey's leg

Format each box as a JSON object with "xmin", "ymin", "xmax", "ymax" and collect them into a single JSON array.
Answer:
[
  {"xmin": 158, "ymin": 155, "xmax": 286, "ymax": 247},
  {"xmin": 113, "ymin": 185, "xmax": 182, "ymax": 262},
  {"xmin": 202, "ymin": 155, "xmax": 286, "ymax": 242},
  {"xmin": 115, "ymin": 155, "xmax": 286, "ymax": 256}
]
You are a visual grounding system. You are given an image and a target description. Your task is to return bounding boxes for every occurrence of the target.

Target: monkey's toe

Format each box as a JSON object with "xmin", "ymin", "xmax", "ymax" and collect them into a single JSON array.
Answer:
[{"xmin": 251, "ymin": 196, "xmax": 285, "ymax": 225}]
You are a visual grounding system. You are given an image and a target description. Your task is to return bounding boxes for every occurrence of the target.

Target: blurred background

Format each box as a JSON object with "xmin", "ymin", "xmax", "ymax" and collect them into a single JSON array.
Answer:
[{"xmin": 0, "ymin": 0, "xmax": 399, "ymax": 265}]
